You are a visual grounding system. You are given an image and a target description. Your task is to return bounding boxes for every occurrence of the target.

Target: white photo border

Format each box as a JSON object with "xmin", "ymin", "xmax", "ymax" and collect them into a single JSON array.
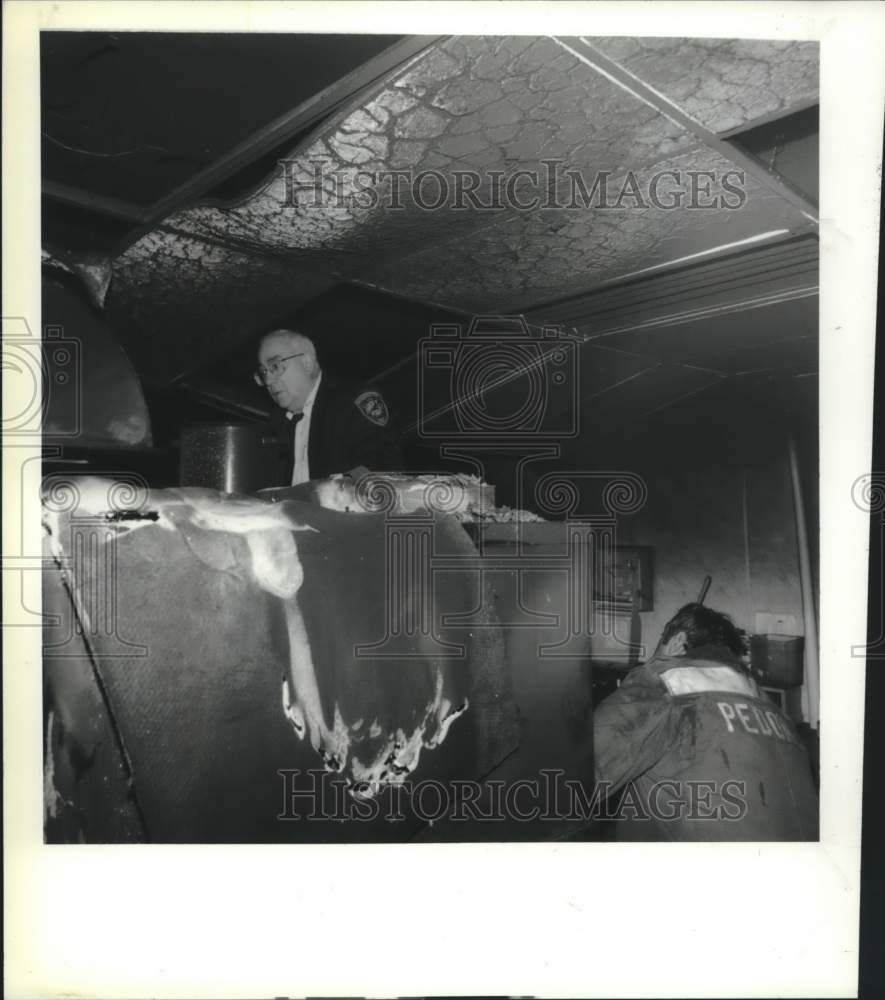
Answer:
[{"xmin": 4, "ymin": 2, "xmax": 881, "ymax": 997}]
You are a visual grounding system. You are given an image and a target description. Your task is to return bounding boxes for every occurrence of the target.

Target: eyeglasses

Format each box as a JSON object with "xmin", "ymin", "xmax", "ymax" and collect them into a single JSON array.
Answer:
[{"xmin": 254, "ymin": 353, "xmax": 305, "ymax": 385}]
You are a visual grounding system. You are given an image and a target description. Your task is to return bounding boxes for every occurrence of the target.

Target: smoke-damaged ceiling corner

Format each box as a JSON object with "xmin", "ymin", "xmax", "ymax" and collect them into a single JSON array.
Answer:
[{"xmin": 42, "ymin": 33, "xmax": 819, "ymax": 429}]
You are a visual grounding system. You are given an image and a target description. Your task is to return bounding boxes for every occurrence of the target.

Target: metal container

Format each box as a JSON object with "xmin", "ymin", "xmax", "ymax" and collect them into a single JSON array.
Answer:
[
  {"xmin": 750, "ymin": 634, "xmax": 805, "ymax": 689},
  {"xmin": 179, "ymin": 422, "xmax": 279, "ymax": 494}
]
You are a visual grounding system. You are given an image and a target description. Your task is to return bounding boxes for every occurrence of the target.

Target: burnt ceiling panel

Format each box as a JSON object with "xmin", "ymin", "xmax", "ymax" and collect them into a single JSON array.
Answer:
[
  {"xmin": 44, "ymin": 34, "xmax": 819, "ymax": 389},
  {"xmin": 105, "ymin": 230, "xmax": 336, "ymax": 381},
  {"xmin": 587, "ymin": 37, "xmax": 819, "ymax": 132},
  {"xmin": 359, "ymin": 146, "xmax": 806, "ymax": 312},
  {"xmin": 145, "ymin": 34, "xmax": 696, "ymax": 260}
]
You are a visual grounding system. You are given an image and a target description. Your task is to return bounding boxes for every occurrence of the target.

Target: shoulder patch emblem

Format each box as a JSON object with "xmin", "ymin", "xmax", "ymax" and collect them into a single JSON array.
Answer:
[{"xmin": 355, "ymin": 391, "xmax": 389, "ymax": 427}]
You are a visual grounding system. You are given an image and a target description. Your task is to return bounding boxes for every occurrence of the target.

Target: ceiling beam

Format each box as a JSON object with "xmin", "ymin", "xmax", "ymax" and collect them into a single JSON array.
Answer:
[
  {"xmin": 578, "ymin": 285, "xmax": 819, "ymax": 341},
  {"xmin": 44, "ymin": 36, "xmax": 445, "ymax": 259},
  {"xmin": 141, "ymin": 35, "xmax": 444, "ymax": 227},
  {"xmin": 42, "ymin": 179, "xmax": 148, "ymax": 223},
  {"xmin": 553, "ymin": 37, "xmax": 819, "ymax": 223},
  {"xmin": 718, "ymin": 96, "xmax": 819, "ymax": 138},
  {"xmin": 519, "ymin": 232, "xmax": 819, "ymax": 324}
]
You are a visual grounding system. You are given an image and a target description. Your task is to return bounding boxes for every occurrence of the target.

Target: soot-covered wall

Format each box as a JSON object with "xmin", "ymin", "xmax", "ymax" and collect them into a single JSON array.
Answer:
[{"xmin": 560, "ymin": 374, "xmax": 818, "ymax": 657}]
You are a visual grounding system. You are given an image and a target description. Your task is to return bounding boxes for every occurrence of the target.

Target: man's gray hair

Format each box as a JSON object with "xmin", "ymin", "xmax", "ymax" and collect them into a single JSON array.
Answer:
[{"xmin": 261, "ymin": 328, "xmax": 317, "ymax": 363}]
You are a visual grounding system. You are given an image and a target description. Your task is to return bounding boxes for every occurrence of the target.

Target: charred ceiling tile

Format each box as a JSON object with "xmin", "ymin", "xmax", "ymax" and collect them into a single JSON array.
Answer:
[
  {"xmin": 436, "ymin": 130, "xmax": 494, "ymax": 159},
  {"xmin": 359, "ymin": 147, "xmax": 808, "ymax": 313},
  {"xmin": 109, "ymin": 232, "xmax": 335, "ymax": 380},
  {"xmin": 394, "ymin": 44, "xmax": 465, "ymax": 95},
  {"xmin": 589, "ymin": 37, "xmax": 819, "ymax": 133},
  {"xmin": 508, "ymin": 36, "xmax": 567, "ymax": 75},
  {"xmin": 108, "ymin": 35, "xmax": 820, "ymax": 369},
  {"xmin": 393, "ymin": 106, "xmax": 450, "ymax": 139},
  {"xmin": 328, "ymin": 129, "xmax": 388, "ymax": 166},
  {"xmin": 368, "ymin": 86, "xmax": 419, "ymax": 117},
  {"xmin": 135, "ymin": 34, "xmax": 705, "ymax": 264},
  {"xmin": 431, "ymin": 77, "xmax": 504, "ymax": 115},
  {"xmin": 473, "ymin": 46, "xmax": 518, "ymax": 81},
  {"xmin": 389, "ymin": 139, "xmax": 427, "ymax": 168}
]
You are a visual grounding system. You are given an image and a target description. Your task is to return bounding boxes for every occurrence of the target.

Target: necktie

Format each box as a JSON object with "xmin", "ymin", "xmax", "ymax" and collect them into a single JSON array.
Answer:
[{"xmin": 290, "ymin": 411, "xmax": 307, "ymax": 485}]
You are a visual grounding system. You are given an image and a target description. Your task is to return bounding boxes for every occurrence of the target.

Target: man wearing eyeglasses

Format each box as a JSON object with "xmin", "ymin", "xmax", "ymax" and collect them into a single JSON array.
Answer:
[{"xmin": 256, "ymin": 329, "xmax": 404, "ymax": 485}]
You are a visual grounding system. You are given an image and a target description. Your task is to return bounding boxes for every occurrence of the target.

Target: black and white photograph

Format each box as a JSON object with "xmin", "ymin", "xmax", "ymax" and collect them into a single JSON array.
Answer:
[
  {"xmin": 4, "ymin": 1, "xmax": 882, "ymax": 997},
  {"xmin": 38, "ymin": 25, "xmax": 823, "ymax": 845}
]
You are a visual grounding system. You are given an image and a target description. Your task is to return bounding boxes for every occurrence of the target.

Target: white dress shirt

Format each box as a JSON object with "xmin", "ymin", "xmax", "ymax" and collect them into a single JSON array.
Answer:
[{"xmin": 289, "ymin": 373, "xmax": 322, "ymax": 485}]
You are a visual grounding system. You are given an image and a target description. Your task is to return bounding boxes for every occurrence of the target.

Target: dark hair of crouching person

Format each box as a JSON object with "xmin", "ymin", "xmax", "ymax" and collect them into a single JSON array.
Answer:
[
  {"xmin": 658, "ymin": 603, "xmax": 748, "ymax": 660},
  {"xmin": 588, "ymin": 601, "xmax": 818, "ymax": 842}
]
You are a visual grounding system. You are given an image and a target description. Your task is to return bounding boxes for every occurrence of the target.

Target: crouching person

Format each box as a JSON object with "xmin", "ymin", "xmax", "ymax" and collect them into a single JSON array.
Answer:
[{"xmin": 593, "ymin": 603, "xmax": 818, "ymax": 841}]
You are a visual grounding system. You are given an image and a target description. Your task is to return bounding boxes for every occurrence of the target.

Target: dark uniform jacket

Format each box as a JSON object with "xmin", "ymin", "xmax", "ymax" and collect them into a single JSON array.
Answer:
[
  {"xmin": 593, "ymin": 645, "xmax": 819, "ymax": 841},
  {"xmin": 268, "ymin": 375, "xmax": 405, "ymax": 486}
]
